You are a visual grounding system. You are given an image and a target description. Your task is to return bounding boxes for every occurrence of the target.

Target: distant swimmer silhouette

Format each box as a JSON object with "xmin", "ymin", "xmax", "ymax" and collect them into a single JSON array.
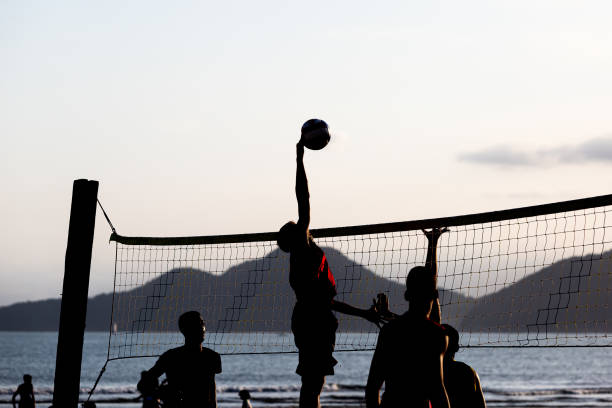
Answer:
[
  {"xmin": 365, "ymin": 228, "xmax": 450, "ymax": 408},
  {"xmin": 238, "ymin": 389, "xmax": 253, "ymax": 408},
  {"xmin": 442, "ymin": 324, "xmax": 486, "ymax": 408},
  {"xmin": 278, "ymin": 141, "xmax": 383, "ymax": 408},
  {"xmin": 139, "ymin": 311, "xmax": 222, "ymax": 408},
  {"xmin": 12, "ymin": 374, "xmax": 35, "ymax": 408}
]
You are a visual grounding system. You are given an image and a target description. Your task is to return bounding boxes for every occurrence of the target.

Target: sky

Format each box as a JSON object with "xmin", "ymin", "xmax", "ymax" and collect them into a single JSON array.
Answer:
[{"xmin": 1, "ymin": 0, "xmax": 611, "ymax": 306}]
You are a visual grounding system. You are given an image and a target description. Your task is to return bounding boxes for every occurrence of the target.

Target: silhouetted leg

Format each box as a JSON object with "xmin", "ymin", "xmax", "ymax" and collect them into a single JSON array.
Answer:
[{"xmin": 300, "ymin": 375, "xmax": 325, "ymax": 408}]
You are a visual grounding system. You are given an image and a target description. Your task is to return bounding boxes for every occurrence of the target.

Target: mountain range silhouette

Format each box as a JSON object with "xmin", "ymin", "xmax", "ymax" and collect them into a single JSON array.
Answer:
[{"xmin": 1, "ymin": 248, "xmax": 609, "ymax": 334}]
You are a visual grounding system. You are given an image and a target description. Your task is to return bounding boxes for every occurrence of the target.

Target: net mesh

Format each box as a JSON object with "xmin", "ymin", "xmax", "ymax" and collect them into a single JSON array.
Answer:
[{"xmin": 107, "ymin": 196, "xmax": 612, "ymax": 360}]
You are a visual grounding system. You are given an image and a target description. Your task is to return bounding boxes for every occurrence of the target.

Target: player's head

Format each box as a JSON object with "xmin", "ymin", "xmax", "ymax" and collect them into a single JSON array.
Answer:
[
  {"xmin": 405, "ymin": 266, "xmax": 437, "ymax": 313},
  {"xmin": 277, "ymin": 221, "xmax": 298, "ymax": 252},
  {"xmin": 178, "ymin": 311, "xmax": 205, "ymax": 343},
  {"xmin": 23, "ymin": 374, "xmax": 32, "ymax": 383},
  {"xmin": 442, "ymin": 324, "xmax": 460, "ymax": 358}
]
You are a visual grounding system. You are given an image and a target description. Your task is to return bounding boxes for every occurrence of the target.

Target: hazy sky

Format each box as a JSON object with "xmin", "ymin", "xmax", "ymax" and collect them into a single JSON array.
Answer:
[{"xmin": 1, "ymin": 0, "xmax": 611, "ymax": 306}]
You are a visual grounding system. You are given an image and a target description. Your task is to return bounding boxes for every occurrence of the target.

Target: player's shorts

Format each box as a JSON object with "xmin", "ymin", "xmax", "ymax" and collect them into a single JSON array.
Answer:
[{"xmin": 291, "ymin": 303, "xmax": 338, "ymax": 376}]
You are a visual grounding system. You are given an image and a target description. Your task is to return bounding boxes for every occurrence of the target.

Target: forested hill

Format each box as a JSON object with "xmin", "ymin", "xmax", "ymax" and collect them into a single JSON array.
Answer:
[
  {"xmin": 460, "ymin": 250, "xmax": 612, "ymax": 332},
  {"xmin": 1, "ymin": 248, "xmax": 609, "ymax": 333},
  {"xmin": 0, "ymin": 248, "xmax": 467, "ymax": 331}
]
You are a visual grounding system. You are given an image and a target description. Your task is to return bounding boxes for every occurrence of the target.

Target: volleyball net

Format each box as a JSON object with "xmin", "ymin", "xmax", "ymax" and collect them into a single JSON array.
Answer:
[{"xmin": 106, "ymin": 194, "xmax": 612, "ymax": 360}]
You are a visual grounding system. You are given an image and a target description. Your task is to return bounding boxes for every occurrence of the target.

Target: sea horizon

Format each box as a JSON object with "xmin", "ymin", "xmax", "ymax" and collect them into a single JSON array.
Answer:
[{"xmin": 1, "ymin": 331, "xmax": 611, "ymax": 407}]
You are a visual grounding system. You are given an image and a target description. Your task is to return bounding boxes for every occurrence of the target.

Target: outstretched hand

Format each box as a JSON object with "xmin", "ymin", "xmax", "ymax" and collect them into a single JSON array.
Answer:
[
  {"xmin": 367, "ymin": 293, "xmax": 398, "ymax": 328},
  {"xmin": 365, "ymin": 306, "xmax": 382, "ymax": 328},
  {"xmin": 422, "ymin": 227, "xmax": 449, "ymax": 242}
]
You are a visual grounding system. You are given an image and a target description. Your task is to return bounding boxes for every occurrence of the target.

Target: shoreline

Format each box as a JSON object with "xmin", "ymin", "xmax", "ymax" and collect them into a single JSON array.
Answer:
[{"xmin": 2, "ymin": 398, "xmax": 612, "ymax": 408}]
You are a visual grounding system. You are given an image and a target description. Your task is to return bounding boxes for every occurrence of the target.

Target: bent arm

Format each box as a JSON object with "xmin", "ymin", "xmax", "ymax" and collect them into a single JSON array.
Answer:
[
  {"xmin": 11, "ymin": 390, "xmax": 17, "ymax": 408},
  {"xmin": 147, "ymin": 355, "xmax": 166, "ymax": 379},
  {"xmin": 139, "ymin": 358, "xmax": 164, "ymax": 396}
]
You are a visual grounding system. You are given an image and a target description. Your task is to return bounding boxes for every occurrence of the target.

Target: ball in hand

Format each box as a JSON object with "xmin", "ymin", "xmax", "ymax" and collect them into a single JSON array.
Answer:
[{"xmin": 300, "ymin": 119, "xmax": 331, "ymax": 150}]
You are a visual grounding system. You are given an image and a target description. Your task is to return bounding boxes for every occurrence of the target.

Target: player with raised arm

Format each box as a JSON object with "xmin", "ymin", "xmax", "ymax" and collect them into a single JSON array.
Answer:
[
  {"xmin": 365, "ymin": 227, "xmax": 450, "ymax": 408},
  {"xmin": 365, "ymin": 266, "xmax": 450, "ymax": 408},
  {"xmin": 374, "ymin": 227, "xmax": 449, "ymax": 325},
  {"xmin": 277, "ymin": 138, "xmax": 382, "ymax": 408}
]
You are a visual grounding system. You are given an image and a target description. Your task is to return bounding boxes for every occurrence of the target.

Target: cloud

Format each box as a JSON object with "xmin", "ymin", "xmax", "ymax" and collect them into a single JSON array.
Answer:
[
  {"xmin": 458, "ymin": 136, "xmax": 612, "ymax": 167},
  {"xmin": 567, "ymin": 137, "xmax": 612, "ymax": 163},
  {"xmin": 459, "ymin": 146, "xmax": 537, "ymax": 166}
]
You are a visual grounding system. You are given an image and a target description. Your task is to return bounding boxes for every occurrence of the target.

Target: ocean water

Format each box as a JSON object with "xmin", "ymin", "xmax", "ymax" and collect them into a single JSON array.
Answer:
[{"xmin": 0, "ymin": 332, "xmax": 611, "ymax": 407}]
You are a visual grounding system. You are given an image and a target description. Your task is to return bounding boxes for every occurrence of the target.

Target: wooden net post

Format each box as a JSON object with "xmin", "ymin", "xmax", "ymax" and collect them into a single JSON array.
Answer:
[{"xmin": 53, "ymin": 179, "xmax": 99, "ymax": 407}]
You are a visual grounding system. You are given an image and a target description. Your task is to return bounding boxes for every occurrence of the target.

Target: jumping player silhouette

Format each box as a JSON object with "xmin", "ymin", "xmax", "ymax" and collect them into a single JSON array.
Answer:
[{"xmin": 278, "ymin": 142, "xmax": 382, "ymax": 408}]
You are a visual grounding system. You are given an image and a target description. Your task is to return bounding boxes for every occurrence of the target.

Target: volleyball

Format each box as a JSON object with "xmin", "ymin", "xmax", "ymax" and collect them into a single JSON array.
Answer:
[{"xmin": 300, "ymin": 119, "xmax": 331, "ymax": 150}]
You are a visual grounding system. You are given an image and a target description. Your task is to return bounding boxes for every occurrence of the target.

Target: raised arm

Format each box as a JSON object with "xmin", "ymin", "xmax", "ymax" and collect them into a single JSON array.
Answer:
[
  {"xmin": 423, "ymin": 228, "xmax": 447, "ymax": 278},
  {"xmin": 422, "ymin": 227, "xmax": 448, "ymax": 323},
  {"xmin": 295, "ymin": 142, "xmax": 310, "ymax": 234}
]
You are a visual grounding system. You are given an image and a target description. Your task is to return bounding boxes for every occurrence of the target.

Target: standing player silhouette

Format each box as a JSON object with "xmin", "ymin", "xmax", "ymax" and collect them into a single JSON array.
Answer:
[
  {"xmin": 365, "ymin": 227, "xmax": 450, "ymax": 408},
  {"xmin": 278, "ymin": 142, "xmax": 381, "ymax": 408},
  {"xmin": 442, "ymin": 324, "xmax": 487, "ymax": 408},
  {"xmin": 139, "ymin": 311, "xmax": 221, "ymax": 408}
]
